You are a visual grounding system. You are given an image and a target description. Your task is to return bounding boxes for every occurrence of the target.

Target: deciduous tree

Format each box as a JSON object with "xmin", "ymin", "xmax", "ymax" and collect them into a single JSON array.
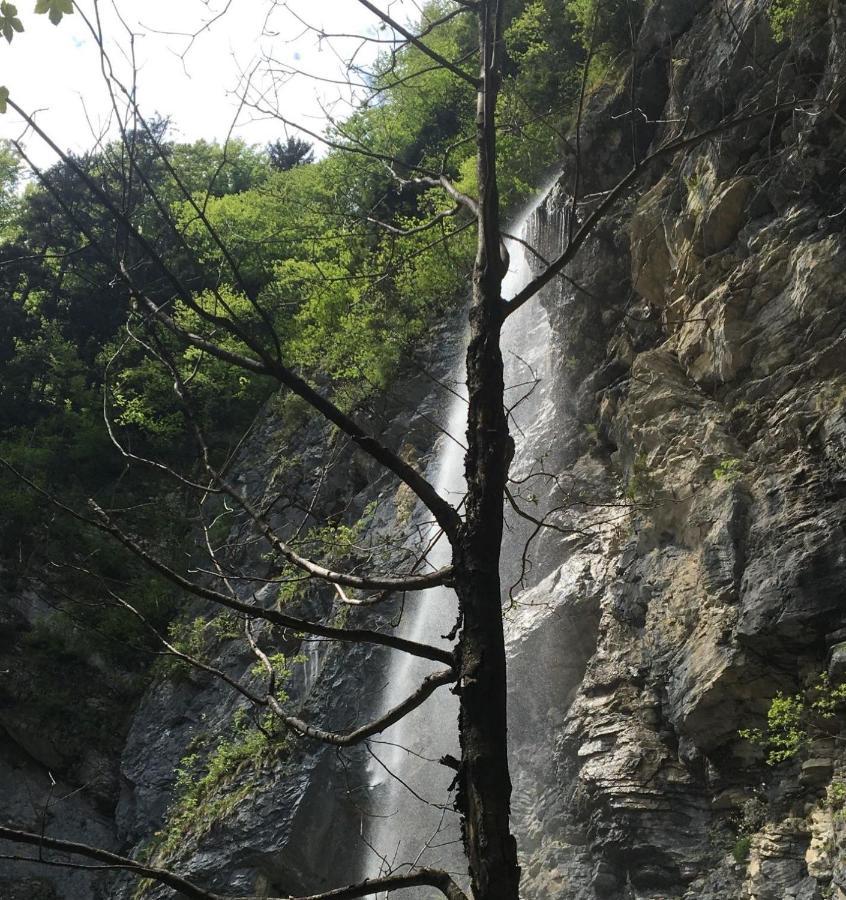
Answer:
[{"xmin": 0, "ymin": 2, "xmax": 816, "ymax": 899}]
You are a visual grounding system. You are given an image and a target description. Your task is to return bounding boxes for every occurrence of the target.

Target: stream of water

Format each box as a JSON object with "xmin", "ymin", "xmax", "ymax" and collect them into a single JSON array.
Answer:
[{"xmin": 362, "ymin": 179, "xmax": 561, "ymax": 894}]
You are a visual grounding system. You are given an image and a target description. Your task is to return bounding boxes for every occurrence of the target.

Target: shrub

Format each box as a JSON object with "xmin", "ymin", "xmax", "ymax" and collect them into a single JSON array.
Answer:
[
  {"xmin": 825, "ymin": 781, "xmax": 846, "ymax": 812},
  {"xmin": 740, "ymin": 672, "xmax": 846, "ymax": 764},
  {"xmin": 767, "ymin": 0, "xmax": 815, "ymax": 41},
  {"xmin": 713, "ymin": 457, "xmax": 743, "ymax": 482},
  {"xmin": 732, "ymin": 834, "xmax": 752, "ymax": 863},
  {"xmin": 626, "ymin": 452, "xmax": 659, "ymax": 503},
  {"xmin": 148, "ymin": 709, "xmax": 288, "ymax": 865}
]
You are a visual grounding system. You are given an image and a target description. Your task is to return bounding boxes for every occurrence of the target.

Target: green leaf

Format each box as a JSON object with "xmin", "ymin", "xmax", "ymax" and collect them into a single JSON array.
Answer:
[
  {"xmin": 33, "ymin": 0, "xmax": 71, "ymax": 25},
  {"xmin": 0, "ymin": 0, "xmax": 22, "ymax": 41},
  {"xmin": 0, "ymin": 87, "xmax": 8, "ymax": 115}
]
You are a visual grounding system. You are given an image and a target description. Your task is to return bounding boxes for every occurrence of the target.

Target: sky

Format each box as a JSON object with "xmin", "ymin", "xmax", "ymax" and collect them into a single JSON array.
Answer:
[{"xmin": 1, "ymin": 0, "xmax": 418, "ymax": 169}]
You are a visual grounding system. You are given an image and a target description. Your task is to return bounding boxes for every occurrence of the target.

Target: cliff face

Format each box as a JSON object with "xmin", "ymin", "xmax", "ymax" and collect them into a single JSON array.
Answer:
[
  {"xmin": 508, "ymin": 0, "xmax": 846, "ymax": 896},
  {"xmin": 0, "ymin": 587, "xmax": 121, "ymax": 900},
  {"xmin": 4, "ymin": 0, "xmax": 846, "ymax": 897}
]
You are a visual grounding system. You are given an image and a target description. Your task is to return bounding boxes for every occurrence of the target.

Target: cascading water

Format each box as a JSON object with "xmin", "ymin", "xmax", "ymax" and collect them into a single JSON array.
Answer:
[
  {"xmin": 362, "ymin": 177, "xmax": 563, "ymax": 893},
  {"xmin": 361, "ymin": 361, "xmax": 466, "ymax": 889}
]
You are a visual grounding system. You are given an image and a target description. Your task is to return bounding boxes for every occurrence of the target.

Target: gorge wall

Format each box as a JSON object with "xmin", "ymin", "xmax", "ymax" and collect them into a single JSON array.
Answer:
[
  {"xmin": 2, "ymin": 0, "xmax": 846, "ymax": 897},
  {"xmin": 506, "ymin": 0, "xmax": 846, "ymax": 895}
]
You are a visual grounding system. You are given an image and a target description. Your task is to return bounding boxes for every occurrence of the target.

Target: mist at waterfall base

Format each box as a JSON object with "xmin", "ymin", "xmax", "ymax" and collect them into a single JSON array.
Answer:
[{"xmin": 361, "ymin": 181, "xmax": 566, "ymax": 895}]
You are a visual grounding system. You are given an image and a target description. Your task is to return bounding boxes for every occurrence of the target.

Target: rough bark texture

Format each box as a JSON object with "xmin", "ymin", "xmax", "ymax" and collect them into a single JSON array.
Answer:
[{"xmin": 451, "ymin": 5, "xmax": 520, "ymax": 898}]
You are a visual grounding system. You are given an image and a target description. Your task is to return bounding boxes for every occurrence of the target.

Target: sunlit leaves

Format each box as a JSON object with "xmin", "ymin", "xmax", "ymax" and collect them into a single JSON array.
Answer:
[
  {"xmin": 0, "ymin": 86, "xmax": 8, "ymax": 114},
  {"xmin": 34, "ymin": 0, "xmax": 72, "ymax": 26}
]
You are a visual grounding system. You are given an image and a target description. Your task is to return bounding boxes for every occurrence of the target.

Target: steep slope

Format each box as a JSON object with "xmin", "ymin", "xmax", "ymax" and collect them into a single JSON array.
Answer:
[{"xmin": 507, "ymin": 0, "xmax": 846, "ymax": 896}]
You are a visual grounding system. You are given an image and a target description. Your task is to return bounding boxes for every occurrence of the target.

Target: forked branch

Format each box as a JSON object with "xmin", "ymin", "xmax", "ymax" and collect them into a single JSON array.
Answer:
[
  {"xmin": 115, "ymin": 583, "xmax": 456, "ymax": 749},
  {"xmin": 0, "ymin": 458, "xmax": 453, "ymax": 666},
  {"xmin": 355, "ymin": 0, "xmax": 479, "ymax": 88},
  {"xmin": 270, "ymin": 668, "xmax": 456, "ymax": 746}
]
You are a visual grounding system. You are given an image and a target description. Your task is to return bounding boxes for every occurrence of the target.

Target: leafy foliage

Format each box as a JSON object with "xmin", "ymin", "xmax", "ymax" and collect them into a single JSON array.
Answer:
[
  {"xmin": 34, "ymin": 0, "xmax": 73, "ymax": 26},
  {"xmin": 826, "ymin": 780, "xmax": 846, "ymax": 812},
  {"xmin": 161, "ymin": 612, "xmax": 246, "ymax": 678},
  {"xmin": 732, "ymin": 834, "xmax": 752, "ymax": 863},
  {"xmin": 0, "ymin": 2, "xmax": 23, "ymax": 43},
  {"xmin": 767, "ymin": 0, "xmax": 818, "ymax": 41},
  {"xmin": 274, "ymin": 501, "xmax": 378, "ymax": 608},
  {"xmin": 626, "ymin": 452, "xmax": 659, "ymax": 503},
  {"xmin": 267, "ymin": 135, "xmax": 314, "ymax": 171},
  {"xmin": 713, "ymin": 457, "xmax": 743, "ymax": 482},
  {"xmin": 566, "ymin": 0, "xmax": 639, "ymax": 59},
  {"xmin": 740, "ymin": 673, "xmax": 846, "ymax": 764},
  {"xmin": 143, "ymin": 706, "xmax": 289, "ymax": 868}
]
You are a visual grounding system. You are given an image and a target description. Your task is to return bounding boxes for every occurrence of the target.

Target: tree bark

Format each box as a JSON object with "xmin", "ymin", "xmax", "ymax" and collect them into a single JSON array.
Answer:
[{"xmin": 452, "ymin": 3, "xmax": 521, "ymax": 900}]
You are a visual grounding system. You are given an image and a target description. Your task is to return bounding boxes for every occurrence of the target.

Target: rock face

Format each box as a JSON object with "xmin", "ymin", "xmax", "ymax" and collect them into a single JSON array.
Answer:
[
  {"xmin": 4, "ymin": 0, "xmax": 846, "ymax": 897},
  {"xmin": 0, "ymin": 586, "xmax": 124, "ymax": 899},
  {"xmin": 505, "ymin": 0, "xmax": 846, "ymax": 896}
]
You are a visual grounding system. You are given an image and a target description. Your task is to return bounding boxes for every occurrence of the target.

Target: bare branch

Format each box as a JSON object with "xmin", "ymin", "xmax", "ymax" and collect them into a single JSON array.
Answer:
[
  {"xmin": 355, "ymin": 0, "xmax": 480, "ymax": 88},
  {"xmin": 273, "ymin": 668, "xmax": 456, "ymax": 746},
  {"xmin": 0, "ymin": 828, "xmax": 222, "ymax": 900},
  {"xmin": 367, "ymin": 204, "xmax": 461, "ymax": 236},
  {"xmin": 0, "ymin": 457, "xmax": 453, "ymax": 666},
  {"xmin": 103, "ymin": 564, "xmax": 453, "ymax": 752},
  {"xmin": 282, "ymin": 867, "xmax": 469, "ymax": 900},
  {"xmin": 85, "ymin": 497, "xmax": 455, "ymax": 666},
  {"xmin": 145, "ymin": 299, "xmax": 461, "ymax": 539},
  {"xmin": 0, "ymin": 828, "xmax": 468, "ymax": 900},
  {"xmin": 106, "ymin": 586, "xmax": 266, "ymax": 705}
]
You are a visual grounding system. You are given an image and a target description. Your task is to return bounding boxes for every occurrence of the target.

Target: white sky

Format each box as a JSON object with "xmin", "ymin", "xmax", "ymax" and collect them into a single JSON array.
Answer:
[{"xmin": 1, "ymin": 0, "xmax": 417, "ymax": 169}]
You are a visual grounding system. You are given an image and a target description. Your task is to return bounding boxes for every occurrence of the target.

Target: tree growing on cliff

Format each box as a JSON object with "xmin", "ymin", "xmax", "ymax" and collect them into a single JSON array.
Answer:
[{"xmin": 0, "ymin": 1, "xmax": 814, "ymax": 898}]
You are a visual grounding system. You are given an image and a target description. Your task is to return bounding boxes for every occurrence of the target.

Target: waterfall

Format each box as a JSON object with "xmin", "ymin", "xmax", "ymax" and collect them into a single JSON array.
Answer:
[{"xmin": 362, "ymin": 177, "xmax": 562, "ymax": 894}]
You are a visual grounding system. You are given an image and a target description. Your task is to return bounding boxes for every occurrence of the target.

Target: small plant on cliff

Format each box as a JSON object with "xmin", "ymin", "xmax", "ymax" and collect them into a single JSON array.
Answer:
[
  {"xmin": 626, "ymin": 452, "xmax": 659, "ymax": 504},
  {"xmin": 274, "ymin": 501, "xmax": 380, "ymax": 609},
  {"xmin": 148, "ymin": 707, "xmax": 288, "ymax": 866},
  {"xmin": 159, "ymin": 612, "xmax": 243, "ymax": 679},
  {"xmin": 567, "ymin": 0, "xmax": 638, "ymax": 60},
  {"xmin": 825, "ymin": 780, "xmax": 846, "ymax": 813},
  {"xmin": 767, "ymin": 0, "xmax": 818, "ymax": 42},
  {"xmin": 713, "ymin": 457, "xmax": 743, "ymax": 483},
  {"xmin": 732, "ymin": 834, "xmax": 752, "ymax": 864},
  {"xmin": 249, "ymin": 650, "xmax": 301, "ymax": 680},
  {"xmin": 740, "ymin": 673, "xmax": 846, "ymax": 764},
  {"xmin": 728, "ymin": 796, "xmax": 767, "ymax": 864}
]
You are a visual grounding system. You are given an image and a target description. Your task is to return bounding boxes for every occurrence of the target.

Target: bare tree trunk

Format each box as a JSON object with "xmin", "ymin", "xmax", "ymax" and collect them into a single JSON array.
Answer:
[{"xmin": 452, "ymin": 3, "xmax": 521, "ymax": 899}]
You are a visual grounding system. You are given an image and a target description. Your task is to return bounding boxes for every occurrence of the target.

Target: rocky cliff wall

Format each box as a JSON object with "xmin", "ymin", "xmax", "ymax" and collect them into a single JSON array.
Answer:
[
  {"xmin": 108, "ymin": 315, "xmax": 470, "ymax": 899},
  {"xmin": 508, "ymin": 0, "xmax": 846, "ymax": 896}
]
